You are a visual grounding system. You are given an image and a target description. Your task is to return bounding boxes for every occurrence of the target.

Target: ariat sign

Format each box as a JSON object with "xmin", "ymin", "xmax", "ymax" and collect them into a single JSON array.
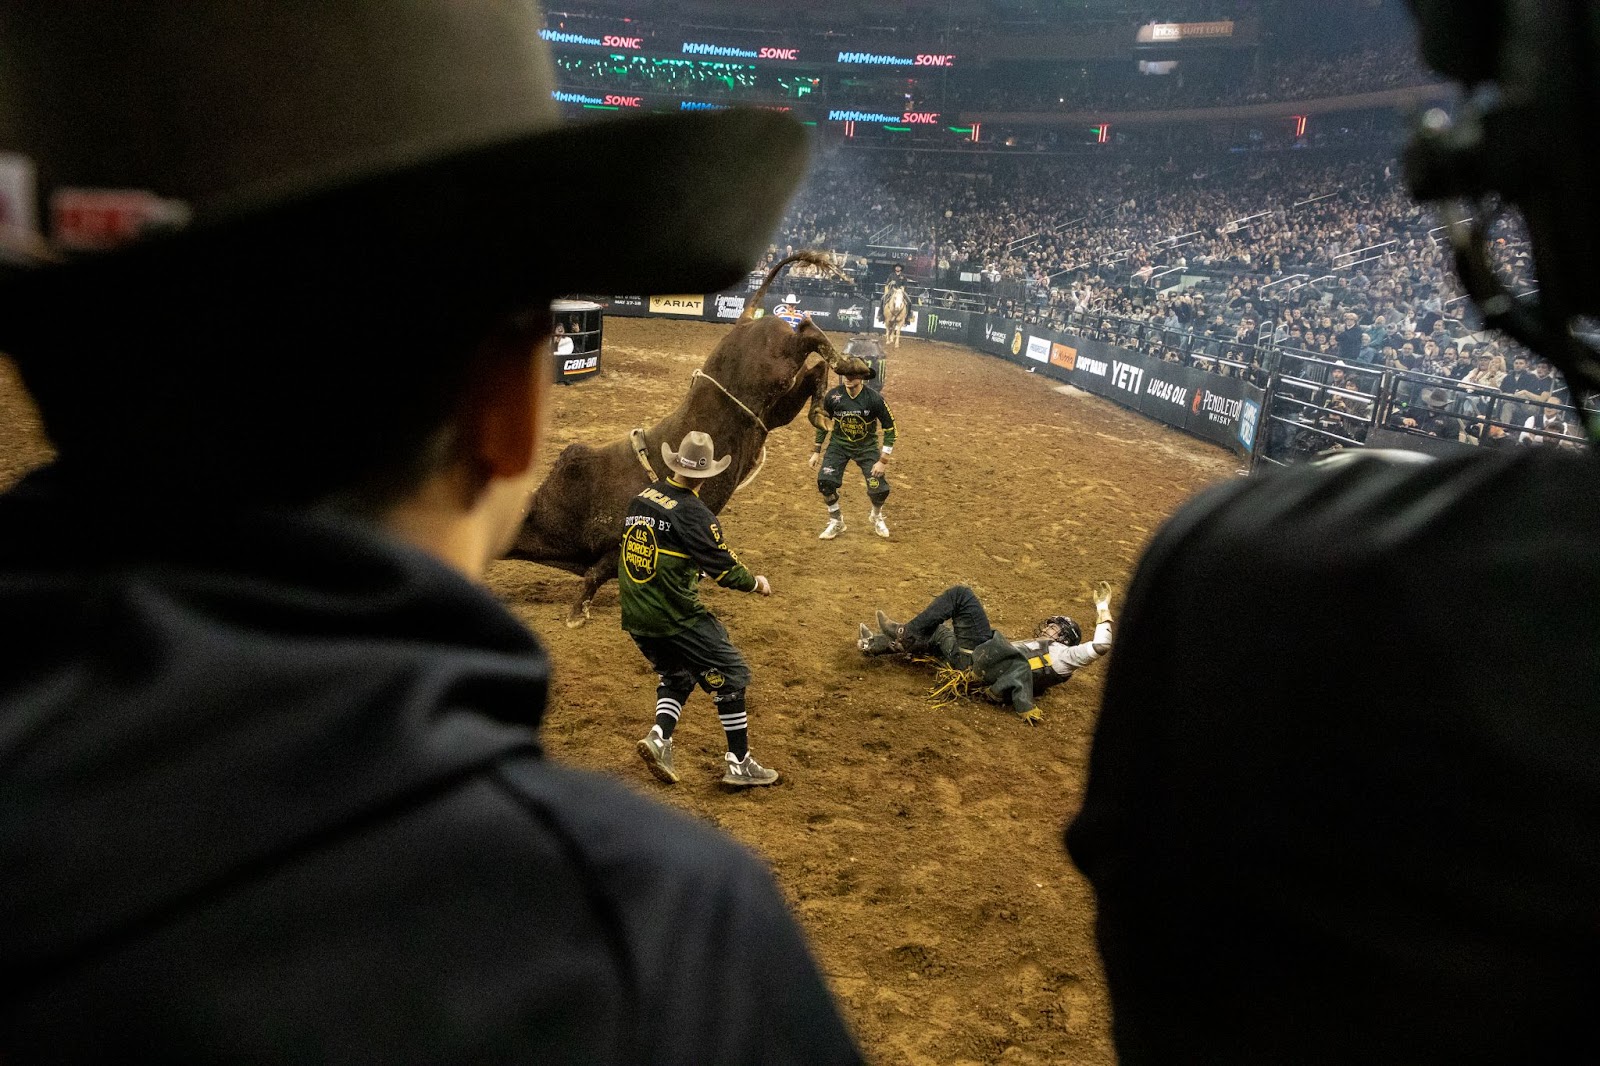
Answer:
[{"xmin": 649, "ymin": 294, "xmax": 705, "ymax": 316}]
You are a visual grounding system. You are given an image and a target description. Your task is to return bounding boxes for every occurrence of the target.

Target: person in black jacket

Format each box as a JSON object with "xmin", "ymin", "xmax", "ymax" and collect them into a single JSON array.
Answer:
[
  {"xmin": 1066, "ymin": 3, "xmax": 1600, "ymax": 1062},
  {"xmin": 0, "ymin": 4, "xmax": 861, "ymax": 1063}
]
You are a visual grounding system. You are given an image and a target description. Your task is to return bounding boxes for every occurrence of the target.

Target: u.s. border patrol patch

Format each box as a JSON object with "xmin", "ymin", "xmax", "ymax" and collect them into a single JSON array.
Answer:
[
  {"xmin": 621, "ymin": 522, "xmax": 657, "ymax": 583},
  {"xmin": 837, "ymin": 412, "xmax": 869, "ymax": 443}
]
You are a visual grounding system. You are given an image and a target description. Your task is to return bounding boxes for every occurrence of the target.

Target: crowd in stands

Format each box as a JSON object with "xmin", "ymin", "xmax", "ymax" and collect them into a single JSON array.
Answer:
[
  {"xmin": 760, "ymin": 139, "xmax": 1583, "ymax": 454},
  {"xmin": 954, "ymin": 41, "xmax": 1441, "ymax": 114}
]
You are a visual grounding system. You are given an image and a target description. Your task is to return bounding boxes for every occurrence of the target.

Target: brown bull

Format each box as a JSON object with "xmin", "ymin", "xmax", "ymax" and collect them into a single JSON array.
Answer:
[{"xmin": 508, "ymin": 251, "xmax": 870, "ymax": 626}]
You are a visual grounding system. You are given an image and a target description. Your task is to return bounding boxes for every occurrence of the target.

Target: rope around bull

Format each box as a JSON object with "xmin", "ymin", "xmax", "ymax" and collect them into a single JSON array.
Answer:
[{"xmin": 690, "ymin": 369, "xmax": 769, "ymax": 433}]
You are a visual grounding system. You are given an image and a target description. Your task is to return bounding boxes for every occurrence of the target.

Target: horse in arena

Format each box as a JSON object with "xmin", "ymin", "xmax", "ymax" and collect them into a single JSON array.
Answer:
[
  {"xmin": 508, "ymin": 251, "xmax": 871, "ymax": 627},
  {"xmin": 881, "ymin": 280, "xmax": 910, "ymax": 349}
]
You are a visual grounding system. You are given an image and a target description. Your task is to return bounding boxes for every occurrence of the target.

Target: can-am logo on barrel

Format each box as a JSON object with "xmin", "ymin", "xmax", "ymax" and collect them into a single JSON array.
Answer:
[{"xmin": 562, "ymin": 356, "xmax": 599, "ymax": 374}]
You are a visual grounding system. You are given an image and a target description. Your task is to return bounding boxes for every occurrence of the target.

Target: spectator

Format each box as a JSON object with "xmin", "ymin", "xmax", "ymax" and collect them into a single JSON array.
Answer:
[{"xmin": 0, "ymin": 4, "xmax": 861, "ymax": 1063}]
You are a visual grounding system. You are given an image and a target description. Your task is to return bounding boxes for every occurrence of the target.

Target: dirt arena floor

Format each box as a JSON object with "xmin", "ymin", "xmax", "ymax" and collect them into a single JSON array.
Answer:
[{"xmin": 0, "ymin": 318, "xmax": 1237, "ymax": 1064}]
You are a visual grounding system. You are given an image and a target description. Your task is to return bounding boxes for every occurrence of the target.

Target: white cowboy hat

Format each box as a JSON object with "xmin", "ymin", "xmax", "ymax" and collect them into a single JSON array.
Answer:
[{"xmin": 661, "ymin": 431, "xmax": 732, "ymax": 480}]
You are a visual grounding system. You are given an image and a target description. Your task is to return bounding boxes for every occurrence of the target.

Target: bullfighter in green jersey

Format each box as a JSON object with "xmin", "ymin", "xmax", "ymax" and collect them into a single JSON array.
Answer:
[
  {"xmin": 809, "ymin": 364, "xmax": 897, "ymax": 539},
  {"xmin": 621, "ymin": 431, "xmax": 779, "ymax": 788}
]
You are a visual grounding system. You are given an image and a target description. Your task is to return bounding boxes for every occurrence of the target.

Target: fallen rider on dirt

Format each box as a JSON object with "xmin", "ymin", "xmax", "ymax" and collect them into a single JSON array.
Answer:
[{"xmin": 858, "ymin": 582, "xmax": 1113, "ymax": 724}]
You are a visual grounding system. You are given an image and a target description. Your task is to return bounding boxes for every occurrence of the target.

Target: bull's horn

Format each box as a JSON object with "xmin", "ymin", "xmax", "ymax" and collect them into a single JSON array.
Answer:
[{"xmin": 806, "ymin": 394, "xmax": 828, "ymax": 432}]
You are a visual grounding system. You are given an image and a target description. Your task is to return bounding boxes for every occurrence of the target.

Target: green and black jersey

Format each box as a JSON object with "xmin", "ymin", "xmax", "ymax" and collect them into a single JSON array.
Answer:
[
  {"xmin": 618, "ymin": 478, "xmax": 756, "ymax": 638},
  {"xmin": 814, "ymin": 384, "xmax": 897, "ymax": 459}
]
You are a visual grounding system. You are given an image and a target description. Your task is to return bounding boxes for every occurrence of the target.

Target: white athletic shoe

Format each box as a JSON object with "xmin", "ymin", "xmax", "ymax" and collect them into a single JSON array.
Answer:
[
  {"xmin": 722, "ymin": 751, "xmax": 779, "ymax": 787},
  {"xmin": 871, "ymin": 512, "xmax": 891, "ymax": 538},
  {"xmin": 819, "ymin": 517, "xmax": 846, "ymax": 540}
]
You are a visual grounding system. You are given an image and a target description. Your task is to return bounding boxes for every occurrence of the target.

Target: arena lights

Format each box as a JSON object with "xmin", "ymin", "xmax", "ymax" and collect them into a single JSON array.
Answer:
[
  {"xmin": 540, "ymin": 28, "xmax": 644, "ymax": 49},
  {"xmin": 681, "ymin": 41, "xmax": 801, "ymax": 61},
  {"xmin": 828, "ymin": 108, "xmax": 900, "ymax": 123},
  {"xmin": 836, "ymin": 50, "xmax": 957, "ymax": 68},
  {"xmin": 540, "ymin": 28, "xmax": 602, "ymax": 46}
]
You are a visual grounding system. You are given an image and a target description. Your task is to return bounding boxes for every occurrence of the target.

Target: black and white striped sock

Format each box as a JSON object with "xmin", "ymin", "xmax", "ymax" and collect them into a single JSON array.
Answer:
[
  {"xmin": 714, "ymin": 690, "xmax": 749, "ymax": 760},
  {"xmin": 654, "ymin": 694, "xmax": 683, "ymax": 740}
]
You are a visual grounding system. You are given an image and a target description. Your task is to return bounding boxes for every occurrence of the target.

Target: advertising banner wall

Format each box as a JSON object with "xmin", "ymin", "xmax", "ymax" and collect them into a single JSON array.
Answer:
[
  {"xmin": 649, "ymin": 294, "xmax": 705, "ymax": 316},
  {"xmin": 872, "ymin": 302, "xmax": 921, "ymax": 335},
  {"xmin": 567, "ymin": 303, "xmax": 1261, "ymax": 456},
  {"xmin": 574, "ymin": 293, "xmax": 647, "ymax": 317},
  {"xmin": 973, "ymin": 316, "xmax": 1262, "ymax": 455},
  {"xmin": 919, "ymin": 308, "xmax": 973, "ymax": 343}
]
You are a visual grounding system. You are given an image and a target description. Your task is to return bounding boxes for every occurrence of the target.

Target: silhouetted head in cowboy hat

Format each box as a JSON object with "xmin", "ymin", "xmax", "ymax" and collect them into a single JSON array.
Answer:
[{"xmin": 0, "ymin": 0, "xmax": 808, "ymax": 541}]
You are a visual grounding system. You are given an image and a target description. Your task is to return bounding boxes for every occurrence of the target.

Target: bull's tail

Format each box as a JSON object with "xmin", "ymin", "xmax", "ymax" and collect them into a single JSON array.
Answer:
[{"xmin": 737, "ymin": 250, "xmax": 849, "ymax": 323}]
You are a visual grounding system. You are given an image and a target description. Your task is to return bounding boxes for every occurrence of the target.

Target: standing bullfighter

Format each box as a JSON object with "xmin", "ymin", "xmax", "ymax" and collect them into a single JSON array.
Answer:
[
  {"xmin": 622, "ymin": 431, "xmax": 780, "ymax": 788},
  {"xmin": 809, "ymin": 364, "xmax": 898, "ymax": 539}
]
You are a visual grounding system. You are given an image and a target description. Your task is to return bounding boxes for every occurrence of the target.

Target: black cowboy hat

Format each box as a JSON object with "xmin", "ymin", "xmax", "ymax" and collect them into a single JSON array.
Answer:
[{"xmin": 0, "ymin": 1, "xmax": 809, "ymax": 364}]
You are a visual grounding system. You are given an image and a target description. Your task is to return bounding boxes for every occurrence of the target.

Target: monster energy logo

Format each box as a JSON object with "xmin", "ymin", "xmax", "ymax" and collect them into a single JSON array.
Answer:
[{"xmin": 926, "ymin": 313, "xmax": 939, "ymax": 333}]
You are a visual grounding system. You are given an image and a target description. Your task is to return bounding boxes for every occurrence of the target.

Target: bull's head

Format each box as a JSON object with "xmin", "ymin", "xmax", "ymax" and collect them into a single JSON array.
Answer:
[{"xmin": 703, "ymin": 315, "xmax": 873, "ymax": 434}]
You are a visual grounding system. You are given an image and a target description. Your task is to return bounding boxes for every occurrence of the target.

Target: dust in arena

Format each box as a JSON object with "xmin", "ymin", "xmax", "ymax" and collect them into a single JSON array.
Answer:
[
  {"xmin": 0, "ymin": 317, "xmax": 1234, "ymax": 1063},
  {"xmin": 491, "ymin": 319, "xmax": 1234, "ymax": 1063}
]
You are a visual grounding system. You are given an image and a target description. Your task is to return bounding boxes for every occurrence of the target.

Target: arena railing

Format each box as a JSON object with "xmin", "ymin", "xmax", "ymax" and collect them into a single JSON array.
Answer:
[
  {"xmin": 1012, "ymin": 305, "xmax": 1590, "ymax": 464},
  {"xmin": 584, "ymin": 288, "xmax": 1589, "ymax": 467}
]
